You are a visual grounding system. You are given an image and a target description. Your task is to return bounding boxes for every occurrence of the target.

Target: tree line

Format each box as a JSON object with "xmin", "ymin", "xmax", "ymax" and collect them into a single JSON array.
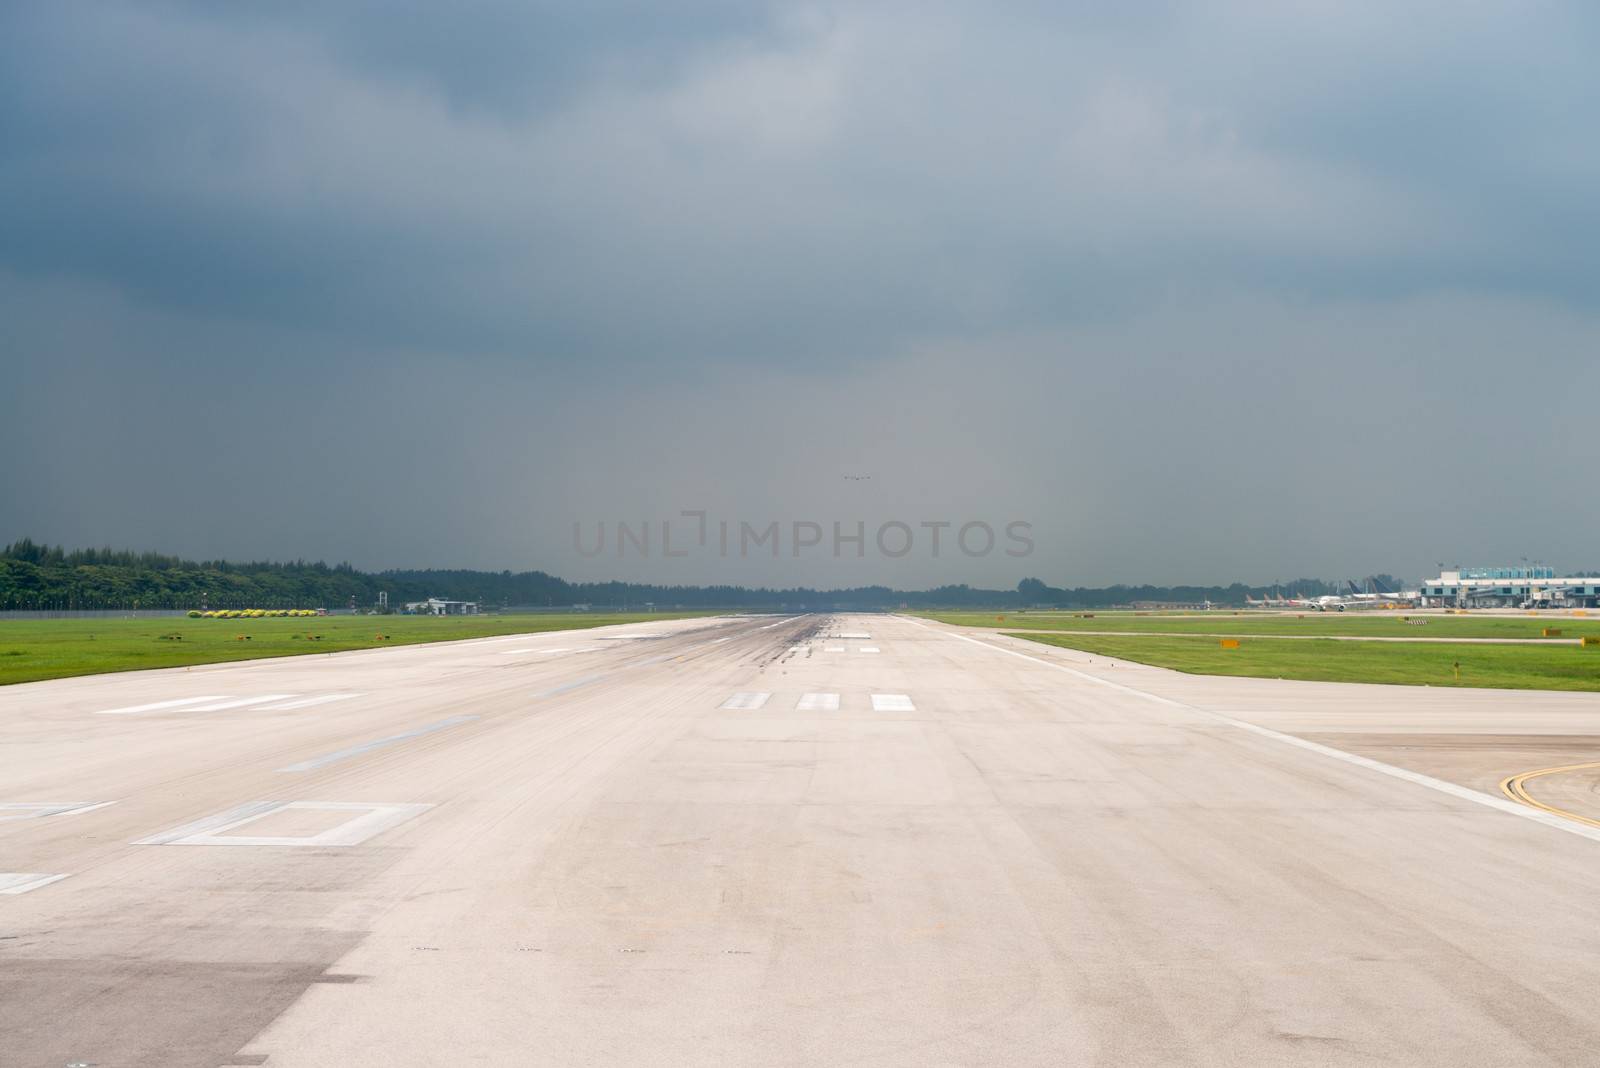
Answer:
[{"xmin": 1, "ymin": 538, "xmax": 1358, "ymax": 611}]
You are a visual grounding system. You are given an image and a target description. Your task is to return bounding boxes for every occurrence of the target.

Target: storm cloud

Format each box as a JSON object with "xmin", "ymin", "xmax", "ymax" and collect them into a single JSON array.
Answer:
[{"xmin": 3, "ymin": 2, "xmax": 1597, "ymax": 587}]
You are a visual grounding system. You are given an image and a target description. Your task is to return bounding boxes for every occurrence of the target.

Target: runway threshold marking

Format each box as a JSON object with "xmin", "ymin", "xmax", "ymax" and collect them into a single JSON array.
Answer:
[
  {"xmin": 136, "ymin": 801, "xmax": 433, "ymax": 847},
  {"xmin": 0, "ymin": 873, "xmax": 69, "ymax": 895},
  {"xmin": 277, "ymin": 715, "xmax": 479, "ymax": 772},
  {"xmin": 870, "ymin": 694, "xmax": 915, "ymax": 712},
  {"xmin": 858, "ymin": 646, "xmax": 881, "ymax": 653},
  {"xmin": 721, "ymin": 692, "xmax": 772, "ymax": 711},
  {"xmin": 1500, "ymin": 762, "xmax": 1600, "ymax": 830},
  {"xmin": 901, "ymin": 617, "xmax": 1600, "ymax": 846},
  {"xmin": 797, "ymin": 693, "xmax": 840, "ymax": 711}
]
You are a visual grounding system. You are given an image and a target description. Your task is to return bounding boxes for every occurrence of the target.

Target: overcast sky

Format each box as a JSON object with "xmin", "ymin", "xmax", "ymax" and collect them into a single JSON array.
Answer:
[{"xmin": 3, "ymin": 2, "xmax": 1598, "ymax": 589}]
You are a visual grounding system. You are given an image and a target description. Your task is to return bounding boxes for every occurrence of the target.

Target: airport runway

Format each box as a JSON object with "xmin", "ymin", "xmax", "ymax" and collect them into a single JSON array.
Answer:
[{"xmin": 4, "ymin": 613, "xmax": 1600, "ymax": 1066}]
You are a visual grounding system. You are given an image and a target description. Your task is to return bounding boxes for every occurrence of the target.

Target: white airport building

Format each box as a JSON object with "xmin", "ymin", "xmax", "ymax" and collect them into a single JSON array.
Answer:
[
  {"xmin": 1420, "ymin": 567, "xmax": 1600, "ymax": 609},
  {"xmin": 403, "ymin": 597, "xmax": 481, "ymax": 615}
]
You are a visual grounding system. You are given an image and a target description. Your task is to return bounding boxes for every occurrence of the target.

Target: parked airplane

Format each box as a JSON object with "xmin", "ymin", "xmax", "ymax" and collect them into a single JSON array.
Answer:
[
  {"xmin": 1246, "ymin": 586, "xmax": 1383, "ymax": 612},
  {"xmin": 1299, "ymin": 580, "xmax": 1421, "ymax": 612},
  {"xmin": 1345, "ymin": 578, "xmax": 1419, "ymax": 606},
  {"xmin": 1245, "ymin": 589, "xmax": 1317, "ymax": 609}
]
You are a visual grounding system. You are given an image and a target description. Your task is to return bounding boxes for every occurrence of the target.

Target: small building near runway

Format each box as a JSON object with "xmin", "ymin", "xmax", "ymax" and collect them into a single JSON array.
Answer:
[{"xmin": 1420, "ymin": 567, "xmax": 1600, "ymax": 609}]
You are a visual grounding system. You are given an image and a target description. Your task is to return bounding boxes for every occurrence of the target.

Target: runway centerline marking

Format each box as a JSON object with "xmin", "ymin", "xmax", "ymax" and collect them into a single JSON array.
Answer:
[
  {"xmin": 721, "ymin": 692, "xmax": 772, "ymax": 711},
  {"xmin": 136, "ymin": 801, "xmax": 434, "ymax": 847},
  {"xmin": 858, "ymin": 646, "xmax": 881, "ymax": 654},
  {"xmin": 797, "ymin": 693, "xmax": 840, "ymax": 712},
  {"xmin": 258, "ymin": 693, "xmax": 363, "ymax": 711},
  {"xmin": 0, "ymin": 801, "xmax": 116, "ymax": 821},
  {"xmin": 825, "ymin": 646, "xmax": 845, "ymax": 652},
  {"xmin": 184, "ymin": 694, "xmax": 297, "ymax": 712},
  {"xmin": 277, "ymin": 716, "xmax": 479, "ymax": 772},
  {"xmin": 0, "ymin": 873, "xmax": 69, "ymax": 895},
  {"xmin": 94, "ymin": 696, "xmax": 228, "ymax": 715},
  {"xmin": 871, "ymin": 694, "xmax": 915, "ymax": 712},
  {"xmin": 528, "ymin": 643, "xmax": 712, "ymax": 700},
  {"xmin": 901, "ymin": 616, "xmax": 1600, "ymax": 846},
  {"xmin": 533, "ymin": 674, "xmax": 608, "ymax": 698}
]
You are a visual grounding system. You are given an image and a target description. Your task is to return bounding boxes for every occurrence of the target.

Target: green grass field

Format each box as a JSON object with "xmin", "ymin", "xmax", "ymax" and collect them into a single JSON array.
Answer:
[
  {"xmin": 923, "ymin": 610, "xmax": 1600, "ymax": 640},
  {"xmin": 0, "ymin": 612, "xmax": 717, "ymax": 686},
  {"xmin": 1010, "ymin": 632, "xmax": 1600, "ymax": 692}
]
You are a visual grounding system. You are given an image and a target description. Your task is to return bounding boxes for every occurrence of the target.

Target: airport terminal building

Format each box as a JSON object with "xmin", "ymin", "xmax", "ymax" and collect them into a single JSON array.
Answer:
[{"xmin": 1421, "ymin": 567, "xmax": 1600, "ymax": 608}]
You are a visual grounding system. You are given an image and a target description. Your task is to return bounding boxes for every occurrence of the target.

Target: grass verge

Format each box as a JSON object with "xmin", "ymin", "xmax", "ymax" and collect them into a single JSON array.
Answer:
[
  {"xmin": 1009, "ymin": 632, "xmax": 1600, "ymax": 692},
  {"xmin": 0, "ymin": 612, "xmax": 717, "ymax": 686},
  {"xmin": 923, "ymin": 610, "xmax": 1600, "ymax": 641}
]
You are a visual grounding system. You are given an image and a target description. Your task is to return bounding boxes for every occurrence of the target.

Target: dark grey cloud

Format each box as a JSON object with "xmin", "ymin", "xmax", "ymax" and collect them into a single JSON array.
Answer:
[{"xmin": 3, "ymin": 2, "xmax": 1598, "ymax": 585}]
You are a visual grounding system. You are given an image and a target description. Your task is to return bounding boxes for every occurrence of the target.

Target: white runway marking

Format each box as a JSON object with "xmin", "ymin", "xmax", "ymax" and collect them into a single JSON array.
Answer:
[
  {"xmin": 499, "ymin": 647, "xmax": 571, "ymax": 657},
  {"xmin": 907, "ymin": 618, "xmax": 1600, "ymax": 847},
  {"xmin": 136, "ymin": 801, "xmax": 433, "ymax": 847},
  {"xmin": 277, "ymin": 716, "xmax": 478, "ymax": 772},
  {"xmin": 825, "ymin": 645, "xmax": 845, "ymax": 652},
  {"xmin": 533, "ymin": 674, "xmax": 608, "ymax": 698},
  {"xmin": 0, "ymin": 801, "xmax": 116, "ymax": 821},
  {"xmin": 721, "ymin": 692, "xmax": 771, "ymax": 711},
  {"xmin": 797, "ymin": 693, "xmax": 840, "ymax": 712},
  {"xmin": 0, "ymin": 873, "xmax": 68, "ymax": 895},
  {"xmin": 837, "ymin": 632, "xmax": 871, "ymax": 639},
  {"xmin": 858, "ymin": 647, "xmax": 881, "ymax": 654},
  {"xmin": 183, "ymin": 694, "xmax": 298, "ymax": 712},
  {"xmin": 94, "ymin": 696, "xmax": 228, "ymax": 715},
  {"xmin": 256, "ymin": 693, "xmax": 362, "ymax": 711},
  {"xmin": 54, "ymin": 800, "xmax": 118, "ymax": 817},
  {"xmin": 530, "ymin": 649, "xmax": 679, "ymax": 699},
  {"xmin": 870, "ymin": 694, "xmax": 915, "ymax": 712}
]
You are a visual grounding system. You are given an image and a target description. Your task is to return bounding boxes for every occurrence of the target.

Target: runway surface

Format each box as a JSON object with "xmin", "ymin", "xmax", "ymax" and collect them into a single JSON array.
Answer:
[{"xmin": 4, "ymin": 612, "xmax": 1600, "ymax": 1066}]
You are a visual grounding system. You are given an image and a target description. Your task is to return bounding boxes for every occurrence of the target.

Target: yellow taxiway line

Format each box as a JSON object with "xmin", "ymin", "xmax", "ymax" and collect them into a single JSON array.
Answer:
[{"xmin": 1499, "ymin": 761, "xmax": 1600, "ymax": 830}]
